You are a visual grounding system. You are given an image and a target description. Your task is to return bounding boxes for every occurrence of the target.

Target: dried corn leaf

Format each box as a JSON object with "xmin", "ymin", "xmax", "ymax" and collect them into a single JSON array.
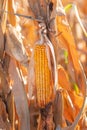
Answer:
[
  {"xmin": 0, "ymin": 98, "xmax": 11, "ymax": 130},
  {"xmin": 55, "ymin": 14, "xmax": 80, "ymax": 71},
  {"xmin": 0, "ymin": 0, "xmax": 4, "ymax": 11},
  {"xmin": 8, "ymin": 0, "xmax": 16, "ymax": 26},
  {"xmin": 54, "ymin": 90, "xmax": 67, "ymax": 128},
  {"xmin": 28, "ymin": 56, "xmax": 35, "ymax": 100},
  {"xmin": 29, "ymin": 100, "xmax": 39, "ymax": 130},
  {"xmin": 5, "ymin": 25, "xmax": 29, "ymax": 67},
  {"xmin": 69, "ymin": 91, "xmax": 83, "ymax": 116},
  {"xmin": 6, "ymin": 91, "xmax": 15, "ymax": 130},
  {"xmin": 9, "ymin": 59, "xmax": 30, "ymax": 130},
  {"xmin": 1, "ymin": 0, "xmax": 8, "ymax": 33},
  {"xmin": 48, "ymin": 32, "xmax": 58, "ymax": 66},
  {"xmin": 62, "ymin": 90, "xmax": 75, "ymax": 123},
  {"xmin": 13, "ymin": 1, "xmax": 39, "ymax": 58},
  {"xmin": 55, "ymin": 3, "xmax": 85, "ymax": 92},
  {"xmin": 44, "ymin": 35, "xmax": 58, "ymax": 92},
  {"xmin": 38, "ymin": 0, "xmax": 47, "ymax": 19},
  {"xmin": 0, "ymin": 24, "xmax": 4, "ymax": 59},
  {"xmin": 0, "ymin": 65, "xmax": 10, "ymax": 99},
  {"xmin": 61, "ymin": 62, "xmax": 86, "ymax": 130},
  {"xmin": 22, "ymin": 19, "xmax": 39, "ymax": 49},
  {"xmin": 28, "ymin": 0, "xmax": 40, "ymax": 18},
  {"xmin": 28, "ymin": 0, "xmax": 47, "ymax": 19},
  {"xmin": 58, "ymin": 65, "xmax": 71, "ymax": 91}
]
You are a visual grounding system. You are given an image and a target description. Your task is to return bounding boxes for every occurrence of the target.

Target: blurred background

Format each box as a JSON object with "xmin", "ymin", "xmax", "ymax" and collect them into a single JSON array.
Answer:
[{"xmin": 63, "ymin": 0, "xmax": 87, "ymax": 77}]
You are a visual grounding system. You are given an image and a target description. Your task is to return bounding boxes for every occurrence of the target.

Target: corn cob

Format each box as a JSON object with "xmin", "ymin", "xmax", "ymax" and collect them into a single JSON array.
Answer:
[{"xmin": 34, "ymin": 43, "xmax": 54, "ymax": 107}]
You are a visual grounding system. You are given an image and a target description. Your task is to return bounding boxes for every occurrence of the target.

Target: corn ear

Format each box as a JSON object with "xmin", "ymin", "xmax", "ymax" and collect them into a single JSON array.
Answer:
[
  {"xmin": 28, "ymin": 33, "xmax": 57, "ymax": 107},
  {"xmin": 34, "ymin": 43, "xmax": 54, "ymax": 107}
]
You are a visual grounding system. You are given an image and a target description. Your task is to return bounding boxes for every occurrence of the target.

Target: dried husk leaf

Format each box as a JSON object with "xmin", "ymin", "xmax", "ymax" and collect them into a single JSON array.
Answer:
[
  {"xmin": 0, "ymin": 0, "xmax": 4, "ymax": 11},
  {"xmin": 38, "ymin": 0, "xmax": 47, "ymax": 19},
  {"xmin": 9, "ymin": 58, "xmax": 30, "ymax": 130},
  {"xmin": 28, "ymin": 56, "xmax": 35, "ymax": 100},
  {"xmin": 22, "ymin": 18, "xmax": 39, "ymax": 51},
  {"xmin": 8, "ymin": 0, "xmax": 16, "ymax": 26},
  {"xmin": 0, "ymin": 98, "xmax": 11, "ymax": 130},
  {"xmin": 53, "ymin": 90, "xmax": 67, "ymax": 128},
  {"xmin": 29, "ymin": 100, "xmax": 39, "ymax": 130},
  {"xmin": 0, "ymin": 65, "xmax": 10, "ymax": 99},
  {"xmin": 48, "ymin": 32, "xmax": 58, "ymax": 67},
  {"xmin": 62, "ymin": 90, "xmax": 76, "ymax": 123},
  {"xmin": 44, "ymin": 35, "xmax": 58, "ymax": 92},
  {"xmin": 0, "ymin": 24, "xmax": 4, "ymax": 60},
  {"xmin": 5, "ymin": 24, "xmax": 29, "ymax": 67},
  {"xmin": 28, "ymin": 0, "xmax": 40, "ymax": 18},
  {"xmin": 17, "ymin": 3, "xmax": 40, "ymax": 58},
  {"xmin": 1, "ymin": 0, "xmax": 8, "ymax": 33},
  {"xmin": 69, "ymin": 91, "xmax": 84, "ymax": 116},
  {"xmin": 6, "ymin": 91, "xmax": 15, "ymax": 130},
  {"xmin": 58, "ymin": 65, "xmax": 71, "ymax": 91},
  {"xmin": 55, "ymin": 14, "xmax": 80, "ymax": 72},
  {"xmin": 61, "ymin": 62, "xmax": 87, "ymax": 130},
  {"xmin": 55, "ymin": 2, "xmax": 85, "ymax": 93},
  {"xmin": 28, "ymin": 0, "xmax": 47, "ymax": 19},
  {"xmin": 14, "ymin": 107, "xmax": 20, "ymax": 130}
]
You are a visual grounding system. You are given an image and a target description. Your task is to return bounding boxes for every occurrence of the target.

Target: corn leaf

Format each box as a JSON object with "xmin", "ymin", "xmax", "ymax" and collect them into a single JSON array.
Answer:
[
  {"xmin": 8, "ymin": 0, "xmax": 16, "ymax": 26},
  {"xmin": 9, "ymin": 59, "xmax": 30, "ymax": 130}
]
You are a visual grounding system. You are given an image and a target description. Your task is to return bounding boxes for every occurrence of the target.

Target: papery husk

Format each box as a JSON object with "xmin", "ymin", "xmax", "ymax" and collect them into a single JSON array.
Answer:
[
  {"xmin": 5, "ymin": 24, "xmax": 29, "ymax": 67},
  {"xmin": 0, "ymin": 24, "xmax": 4, "ymax": 60},
  {"xmin": 53, "ymin": 89, "xmax": 67, "ymax": 128},
  {"xmin": 58, "ymin": 65, "xmax": 71, "ymax": 91},
  {"xmin": 0, "ymin": 98, "xmax": 11, "ymax": 130},
  {"xmin": 0, "ymin": 64, "xmax": 10, "ymax": 99},
  {"xmin": 6, "ymin": 91, "xmax": 15, "ymax": 130},
  {"xmin": 28, "ymin": 0, "xmax": 47, "ymax": 19},
  {"xmin": 9, "ymin": 59, "xmax": 30, "ymax": 130},
  {"xmin": 8, "ymin": 0, "xmax": 16, "ymax": 26},
  {"xmin": 0, "ymin": 0, "xmax": 8, "ymax": 33},
  {"xmin": 62, "ymin": 90, "xmax": 76, "ymax": 123}
]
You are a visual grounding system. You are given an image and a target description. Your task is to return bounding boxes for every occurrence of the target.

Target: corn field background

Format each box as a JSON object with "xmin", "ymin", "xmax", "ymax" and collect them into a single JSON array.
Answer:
[{"xmin": 0, "ymin": 0, "xmax": 87, "ymax": 130}]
